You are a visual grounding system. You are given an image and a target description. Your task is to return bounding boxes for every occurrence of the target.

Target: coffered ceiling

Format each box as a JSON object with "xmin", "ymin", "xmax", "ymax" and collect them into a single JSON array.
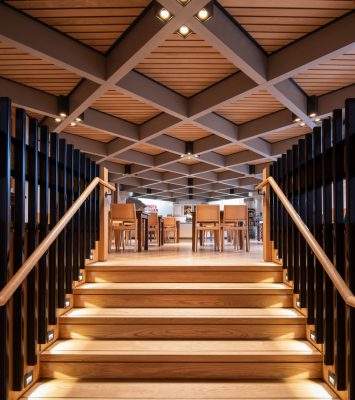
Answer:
[{"xmin": 0, "ymin": 0, "xmax": 354, "ymax": 201}]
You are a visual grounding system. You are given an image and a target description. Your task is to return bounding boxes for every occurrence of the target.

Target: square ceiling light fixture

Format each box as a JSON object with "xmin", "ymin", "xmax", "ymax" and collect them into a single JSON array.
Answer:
[
  {"xmin": 194, "ymin": 3, "xmax": 213, "ymax": 22},
  {"xmin": 180, "ymin": 141, "xmax": 199, "ymax": 159},
  {"xmin": 155, "ymin": 3, "xmax": 174, "ymax": 22},
  {"xmin": 176, "ymin": 24, "xmax": 193, "ymax": 38},
  {"xmin": 176, "ymin": 0, "xmax": 191, "ymax": 5}
]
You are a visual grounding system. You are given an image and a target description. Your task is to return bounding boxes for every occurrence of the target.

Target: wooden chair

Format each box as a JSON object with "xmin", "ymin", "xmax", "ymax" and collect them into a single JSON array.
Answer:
[
  {"xmin": 194, "ymin": 205, "xmax": 220, "ymax": 251},
  {"xmin": 110, "ymin": 203, "xmax": 137, "ymax": 251},
  {"xmin": 148, "ymin": 212, "xmax": 159, "ymax": 243},
  {"xmin": 163, "ymin": 217, "xmax": 177, "ymax": 243},
  {"xmin": 221, "ymin": 205, "xmax": 249, "ymax": 251}
]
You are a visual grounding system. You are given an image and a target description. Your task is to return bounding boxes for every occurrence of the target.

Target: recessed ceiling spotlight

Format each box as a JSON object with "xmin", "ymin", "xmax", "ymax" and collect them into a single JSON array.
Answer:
[
  {"xmin": 156, "ymin": 7, "xmax": 173, "ymax": 22},
  {"xmin": 195, "ymin": 4, "xmax": 213, "ymax": 22},
  {"xmin": 55, "ymin": 117, "xmax": 61, "ymax": 122},
  {"xmin": 315, "ymin": 118, "xmax": 321, "ymax": 122},
  {"xmin": 292, "ymin": 113, "xmax": 301, "ymax": 123},
  {"xmin": 307, "ymin": 95, "xmax": 318, "ymax": 117},
  {"xmin": 300, "ymin": 122, "xmax": 306, "ymax": 127},
  {"xmin": 75, "ymin": 113, "xmax": 84, "ymax": 122},
  {"xmin": 177, "ymin": 25, "xmax": 192, "ymax": 38},
  {"xmin": 70, "ymin": 122, "xmax": 77, "ymax": 126}
]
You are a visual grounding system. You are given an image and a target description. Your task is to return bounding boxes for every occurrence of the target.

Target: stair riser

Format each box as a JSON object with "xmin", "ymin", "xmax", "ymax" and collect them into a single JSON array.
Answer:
[
  {"xmin": 59, "ymin": 324, "xmax": 306, "ymax": 339},
  {"xmin": 86, "ymin": 271, "xmax": 283, "ymax": 283},
  {"xmin": 74, "ymin": 294, "xmax": 293, "ymax": 308},
  {"xmin": 40, "ymin": 362, "xmax": 322, "ymax": 380}
]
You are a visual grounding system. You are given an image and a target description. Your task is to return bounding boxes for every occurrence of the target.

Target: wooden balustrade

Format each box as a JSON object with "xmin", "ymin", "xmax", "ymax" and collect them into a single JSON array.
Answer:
[
  {"xmin": 260, "ymin": 98, "xmax": 355, "ymax": 399},
  {"xmin": 0, "ymin": 97, "xmax": 114, "ymax": 400}
]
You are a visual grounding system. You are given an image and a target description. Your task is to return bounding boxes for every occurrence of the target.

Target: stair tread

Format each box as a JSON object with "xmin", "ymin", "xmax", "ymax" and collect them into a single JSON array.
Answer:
[
  {"xmin": 60, "ymin": 307, "xmax": 305, "ymax": 324},
  {"xmin": 74, "ymin": 282, "xmax": 292, "ymax": 294},
  {"xmin": 41, "ymin": 339, "xmax": 321, "ymax": 362},
  {"xmin": 23, "ymin": 379, "xmax": 338, "ymax": 399},
  {"xmin": 87, "ymin": 264, "xmax": 282, "ymax": 271}
]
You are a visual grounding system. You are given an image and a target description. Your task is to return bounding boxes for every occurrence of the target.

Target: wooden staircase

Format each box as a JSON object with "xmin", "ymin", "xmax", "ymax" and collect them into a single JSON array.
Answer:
[{"xmin": 23, "ymin": 263, "xmax": 338, "ymax": 399}]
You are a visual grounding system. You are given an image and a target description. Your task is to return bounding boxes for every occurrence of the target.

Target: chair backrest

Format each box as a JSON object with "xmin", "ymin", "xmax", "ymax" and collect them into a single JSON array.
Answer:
[
  {"xmin": 223, "ymin": 205, "xmax": 248, "ymax": 223},
  {"xmin": 195, "ymin": 204, "xmax": 220, "ymax": 223},
  {"xmin": 164, "ymin": 216, "xmax": 176, "ymax": 227},
  {"xmin": 111, "ymin": 203, "xmax": 136, "ymax": 222},
  {"xmin": 148, "ymin": 212, "xmax": 159, "ymax": 225}
]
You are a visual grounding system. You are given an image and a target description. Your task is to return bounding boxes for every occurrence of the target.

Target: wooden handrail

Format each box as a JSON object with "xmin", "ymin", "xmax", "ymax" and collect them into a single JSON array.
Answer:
[
  {"xmin": 257, "ymin": 176, "xmax": 355, "ymax": 308},
  {"xmin": 0, "ymin": 177, "xmax": 115, "ymax": 306}
]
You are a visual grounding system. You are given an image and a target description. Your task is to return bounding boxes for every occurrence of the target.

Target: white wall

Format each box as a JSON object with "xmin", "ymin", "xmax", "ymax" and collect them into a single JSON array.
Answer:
[
  {"xmin": 208, "ymin": 197, "xmax": 246, "ymax": 209},
  {"xmin": 138, "ymin": 198, "xmax": 174, "ymax": 216}
]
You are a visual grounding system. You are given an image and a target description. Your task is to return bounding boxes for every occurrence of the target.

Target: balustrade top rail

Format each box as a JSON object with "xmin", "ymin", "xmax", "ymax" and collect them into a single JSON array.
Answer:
[
  {"xmin": 256, "ymin": 176, "xmax": 355, "ymax": 308},
  {"xmin": 0, "ymin": 177, "xmax": 115, "ymax": 307}
]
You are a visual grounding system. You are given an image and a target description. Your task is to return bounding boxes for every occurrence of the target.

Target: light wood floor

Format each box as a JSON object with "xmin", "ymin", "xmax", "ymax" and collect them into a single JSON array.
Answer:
[{"xmin": 96, "ymin": 240, "xmax": 272, "ymax": 267}]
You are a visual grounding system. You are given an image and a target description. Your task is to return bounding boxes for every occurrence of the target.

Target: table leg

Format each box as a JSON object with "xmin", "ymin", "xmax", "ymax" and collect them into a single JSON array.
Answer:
[
  {"xmin": 144, "ymin": 218, "xmax": 149, "ymax": 250},
  {"xmin": 137, "ymin": 214, "xmax": 142, "ymax": 252}
]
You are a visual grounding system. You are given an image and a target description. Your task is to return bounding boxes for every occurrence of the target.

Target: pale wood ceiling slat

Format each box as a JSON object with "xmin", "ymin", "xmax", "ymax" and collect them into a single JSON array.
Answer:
[
  {"xmin": 91, "ymin": 90, "xmax": 161, "ymax": 125},
  {"xmin": 219, "ymin": 0, "xmax": 355, "ymax": 53}
]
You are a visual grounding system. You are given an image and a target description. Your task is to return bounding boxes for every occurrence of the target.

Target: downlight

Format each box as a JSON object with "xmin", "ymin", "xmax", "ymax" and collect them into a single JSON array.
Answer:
[
  {"xmin": 156, "ymin": 6, "xmax": 173, "ymax": 22},
  {"xmin": 177, "ymin": 25, "xmax": 192, "ymax": 38}
]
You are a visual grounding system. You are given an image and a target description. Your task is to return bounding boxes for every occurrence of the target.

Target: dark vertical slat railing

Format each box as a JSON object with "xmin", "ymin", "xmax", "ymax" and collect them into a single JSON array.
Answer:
[
  {"xmin": 0, "ymin": 101, "xmax": 102, "ymax": 400},
  {"xmin": 267, "ymin": 98, "xmax": 355, "ymax": 398},
  {"xmin": 292, "ymin": 145, "xmax": 300, "ymax": 294},
  {"xmin": 345, "ymin": 99, "xmax": 355, "ymax": 399},
  {"xmin": 66, "ymin": 145, "xmax": 74, "ymax": 294},
  {"xmin": 298, "ymin": 139, "xmax": 307, "ymax": 307},
  {"xmin": 85, "ymin": 158, "xmax": 91, "ymax": 258},
  {"xmin": 95, "ymin": 164, "xmax": 100, "ymax": 242},
  {"xmin": 12, "ymin": 109, "xmax": 26, "ymax": 391},
  {"xmin": 286, "ymin": 149, "xmax": 293, "ymax": 281},
  {"xmin": 58, "ymin": 139, "xmax": 67, "ymax": 307},
  {"xmin": 48, "ymin": 132, "xmax": 58, "ymax": 325},
  {"xmin": 277, "ymin": 158, "xmax": 283, "ymax": 258},
  {"xmin": 27, "ymin": 118, "xmax": 38, "ymax": 365},
  {"xmin": 314, "ymin": 127, "xmax": 324, "ymax": 343},
  {"xmin": 322, "ymin": 118, "xmax": 334, "ymax": 364},
  {"xmin": 73, "ymin": 150, "xmax": 81, "ymax": 279},
  {"xmin": 269, "ymin": 164, "xmax": 274, "ymax": 243},
  {"xmin": 91, "ymin": 161, "xmax": 96, "ymax": 250},
  {"xmin": 80, "ymin": 154, "xmax": 86, "ymax": 267},
  {"xmin": 305, "ymin": 133, "xmax": 315, "ymax": 325},
  {"xmin": 38, "ymin": 127, "xmax": 49, "ymax": 339},
  {"xmin": 332, "ymin": 108, "xmax": 346, "ymax": 391},
  {"xmin": 0, "ymin": 98, "xmax": 11, "ymax": 400},
  {"xmin": 282, "ymin": 154, "xmax": 288, "ymax": 271}
]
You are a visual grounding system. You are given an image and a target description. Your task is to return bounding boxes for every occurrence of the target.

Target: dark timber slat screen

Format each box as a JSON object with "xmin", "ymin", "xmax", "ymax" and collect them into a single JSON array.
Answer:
[
  {"xmin": 73, "ymin": 149, "xmax": 81, "ymax": 277},
  {"xmin": 0, "ymin": 98, "xmax": 11, "ymax": 400},
  {"xmin": 66, "ymin": 145, "xmax": 74, "ymax": 295},
  {"xmin": 345, "ymin": 99, "xmax": 355, "ymax": 399},
  {"xmin": 268, "ymin": 97, "xmax": 355, "ymax": 397},
  {"xmin": 58, "ymin": 139, "xmax": 67, "ymax": 308},
  {"xmin": 0, "ymin": 99, "xmax": 101, "ymax": 400},
  {"xmin": 39, "ymin": 127, "xmax": 50, "ymax": 337},
  {"xmin": 332, "ymin": 108, "xmax": 346, "ymax": 390},
  {"xmin": 322, "ymin": 118, "xmax": 333, "ymax": 364},
  {"xmin": 12, "ymin": 109, "xmax": 26, "ymax": 391},
  {"xmin": 27, "ymin": 118, "xmax": 39, "ymax": 365},
  {"xmin": 49, "ymin": 132, "xmax": 58, "ymax": 325}
]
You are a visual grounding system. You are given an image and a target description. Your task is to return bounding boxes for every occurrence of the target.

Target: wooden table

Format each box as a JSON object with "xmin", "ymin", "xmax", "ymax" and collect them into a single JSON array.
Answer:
[{"xmin": 136, "ymin": 211, "xmax": 148, "ymax": 252}]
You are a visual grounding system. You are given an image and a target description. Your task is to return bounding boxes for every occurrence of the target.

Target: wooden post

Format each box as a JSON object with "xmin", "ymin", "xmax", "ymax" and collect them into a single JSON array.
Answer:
[
  {"xmin": 98, "ymin": 167, "xmax": 108, "ymax": 261},
  {"xmin": 263, "ymin": 168, "xmax": 273, "ymax": 261}
]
